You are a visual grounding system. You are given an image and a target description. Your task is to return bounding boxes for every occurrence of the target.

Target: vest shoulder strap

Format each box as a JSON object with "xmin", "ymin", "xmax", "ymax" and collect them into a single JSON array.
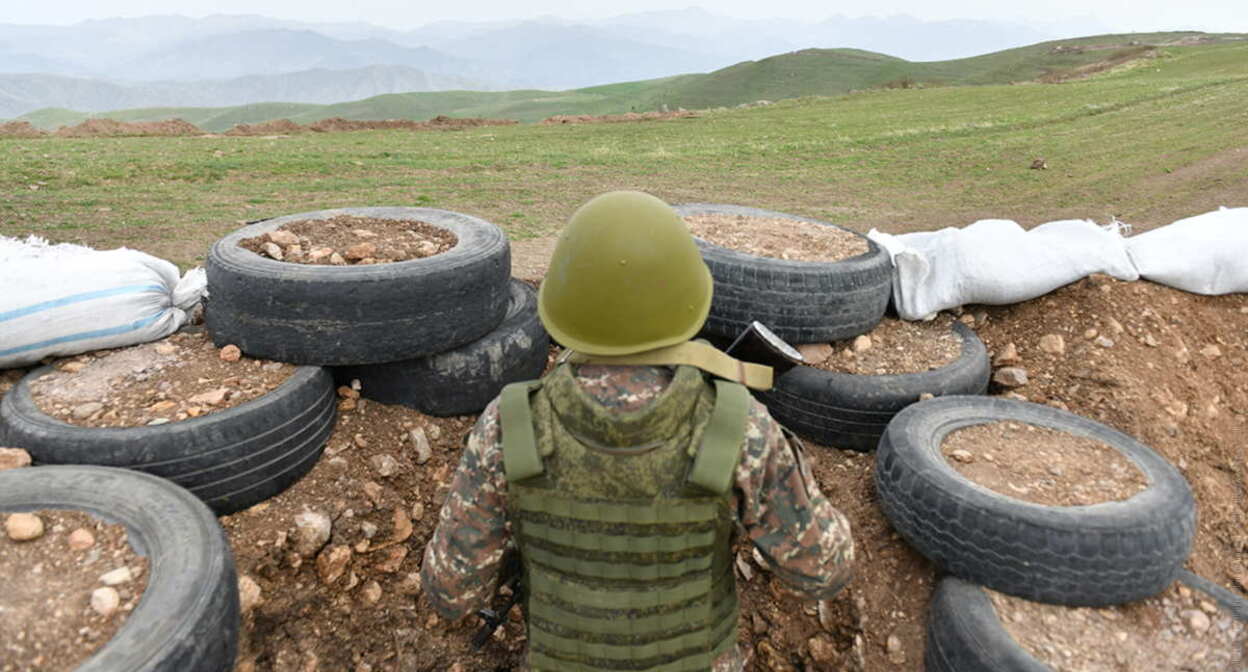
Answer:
[
  {"xmin": 687, "ymin": 379, "xmax": 750, "ymax": 494},
  {"xmin": 500, "ymin": 380, "xmax": 544, "ymax": 483}
]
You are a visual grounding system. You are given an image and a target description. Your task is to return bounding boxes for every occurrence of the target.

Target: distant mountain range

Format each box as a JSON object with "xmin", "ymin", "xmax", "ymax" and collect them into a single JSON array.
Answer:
[
  {"xmin": 0, "ymin": 66, "xmax": 484, "ymax": 120},
  {"xmin": 0, "ymin": 10, "xmax": 1108, "ymax": 118}
]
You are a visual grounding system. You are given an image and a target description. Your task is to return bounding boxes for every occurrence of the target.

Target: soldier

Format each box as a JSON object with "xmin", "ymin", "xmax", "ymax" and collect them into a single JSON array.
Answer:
[{"xmin": 421, "ymin": 191, "xmax": 854, "ymax": 672}]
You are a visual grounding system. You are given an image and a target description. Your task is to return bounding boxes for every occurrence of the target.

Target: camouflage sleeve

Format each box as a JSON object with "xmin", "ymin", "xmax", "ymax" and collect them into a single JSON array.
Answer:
[
  {"xmin": 734, "ymin": 400, "xmax": 854, "ymax": 600},
  {"xmin": 420, "ymin": 398, "xmax": 512, "ymax": 620}
]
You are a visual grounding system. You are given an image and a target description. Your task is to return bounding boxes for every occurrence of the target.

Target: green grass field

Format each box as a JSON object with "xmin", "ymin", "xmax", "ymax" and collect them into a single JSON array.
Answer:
[{"xmin": 2, "ymin": 40, "xmax": 1245, "ymax": 270}]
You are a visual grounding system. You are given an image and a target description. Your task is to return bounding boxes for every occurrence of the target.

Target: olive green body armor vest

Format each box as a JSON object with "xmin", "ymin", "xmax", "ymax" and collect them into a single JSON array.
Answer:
[{"xmin": 499, "ymin": 363, "xmax": 751, "ymax": 672}]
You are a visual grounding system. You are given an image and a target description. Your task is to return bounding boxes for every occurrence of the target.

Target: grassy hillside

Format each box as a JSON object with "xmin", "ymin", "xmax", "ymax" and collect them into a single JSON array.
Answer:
[
  {"xmin": 1, "ymin": 38, "xmax": 1245, "ymax": 269},
  {"xmin": 642, "ymin": 32, "xmax": 1246, "ymax": 109},
  {"xmin": 13, "ymin": 32, "xmax": 1244, "ymax": 131}
]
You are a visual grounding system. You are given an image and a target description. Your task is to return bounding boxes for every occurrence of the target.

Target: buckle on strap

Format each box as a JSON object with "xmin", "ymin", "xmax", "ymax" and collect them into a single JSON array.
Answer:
[{"xmin": 565, "ymin": 341, "xmax": 774, "ymax": 390}]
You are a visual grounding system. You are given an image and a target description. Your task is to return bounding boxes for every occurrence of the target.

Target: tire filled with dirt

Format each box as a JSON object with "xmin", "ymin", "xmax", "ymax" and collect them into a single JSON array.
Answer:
[
  {"xmin": 673, "ymin": 203, "xmax": 892, "ymax": 344},
  {"xmin": 925, "ymin": 572, "xmax": 1248, "ymax": 671},
  {"xmin": 0, "ymin": 465, "xmax": 239, "ymax": 672},
  {"xmin": 759, "ymin": 318, "xmax": 990, "ymax": 451},
  {"xmin": 333, "ymin": 279, "xmax": 549, "ymax": 416},
  {"xmin": 875, "ymin": 395, "xmax": 1196, "ymax": 607},
  {"xmin": 0, "ymin": 343, "xmax": 336, "ymax": 516},
  {"xmin": 205, "ymin": 207, "xmax": 511, "ymax": 366}
]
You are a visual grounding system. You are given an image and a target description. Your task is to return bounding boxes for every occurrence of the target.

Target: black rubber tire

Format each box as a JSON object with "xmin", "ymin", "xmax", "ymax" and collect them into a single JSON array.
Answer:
[
  {"xmin": 205, "ymin": 207, "xmax": 511, "ymax": 366},
  {"xmin": 0, "ymin": 365, "xmax": 336, "ymax": 515},
  {"xmin": 757, "ymin": 321, "xmax": 989, "ymax": 452},
  {"xmin": 875, "ymin": 396, "xmax": 1196, "ymax": 607},
  {"xmin": 0, "ymin": 465, "xmax": 239, "ymax": 672},
  {"xmin": 332, "ymin": 279, "xmax": 550, "ymax": 416},
  {"xmin": 672, "ymin": 203, "xmax": 892, "ymax": 344},
  {"xmin": 924, "ymin": 573, "xmax": 1248, "ymax": 672}
]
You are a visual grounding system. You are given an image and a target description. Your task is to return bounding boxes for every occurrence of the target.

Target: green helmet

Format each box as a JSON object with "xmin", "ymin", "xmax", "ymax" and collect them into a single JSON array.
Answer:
[{"xmin": 538, "ymin": 191, "xmax": 713, "ymax": 356}]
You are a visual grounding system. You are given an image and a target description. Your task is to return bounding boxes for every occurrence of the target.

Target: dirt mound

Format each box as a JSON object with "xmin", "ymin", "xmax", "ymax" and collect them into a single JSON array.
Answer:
[
  {"xmin": 425, "ymin": 115, "xmax": 517, "ymax": 129},
  {"xmin": 974, "ymin": 275, "xmax": 1248, "ymax": 587},
  {"xmin": 137, "ymin": 119, "xmax": 203, "ymax": 136},
  {"xmin": 308, "ymin": 117, "xmax": 425, "ymax": 132},
  {"xmin": 307, "ymin": 116, "xmax": 518, "ymax": 133},
  {"xmin": 541, "ymin": 109, "xmax": 699, "ymax": 125},
  {"xmin": 0, "ymin": 121, "xmax": 46, "ymax": 138},
  {"xmin": 54, "ymin": 118, "xmax": 203, "ymax": 138},
  {"xmin": 225, "ymin": 119, "xmax": 309, "ymax": 136}
]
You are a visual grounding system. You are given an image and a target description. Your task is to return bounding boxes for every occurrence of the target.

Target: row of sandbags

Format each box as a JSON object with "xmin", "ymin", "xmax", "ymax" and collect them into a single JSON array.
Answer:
[{"xmin": 869, "ymin": 207, "xmax": 1248, "ymax": 321}]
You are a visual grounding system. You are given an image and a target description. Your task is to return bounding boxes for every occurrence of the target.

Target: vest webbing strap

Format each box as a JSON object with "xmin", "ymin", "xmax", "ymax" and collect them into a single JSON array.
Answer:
[
  {"xmin": 527, "ymin": 630, "xmax": 736, "ymax": 672},
  {"xmin": 528, "ymin": 589, "xmax": 737, "ymax": 637},
  {"xmin": 501, "ymin": 380, "xmax": 544, "ymax": 482},
  {"xmin": 530, "ymin": 566, "xmax": 712, "ymax": 611},
  {"xmin": 528, "ymin": 606, "xmax": 737, "ymax": 666},
  {"xmin": 687, "ymin": 380, "xmax": 749, "ymax": 495},
  {"xmin": 514, "ymin": 490, "xmax": 719, "ymax": 524},
  {"xmin": 520, "ymin": 522, "xmax": 716, "ymax": 555},
  {"xmin": 565, "ymin": 341, "xmax": 773, "ymax": 390},
  {"xmin": 527, "ymin": 545, "xmax": 713, "ymax": 581}
]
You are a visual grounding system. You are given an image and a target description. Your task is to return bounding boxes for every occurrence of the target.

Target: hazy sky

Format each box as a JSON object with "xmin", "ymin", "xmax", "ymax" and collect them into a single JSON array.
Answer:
[{"xmin": 2, "ymin": 1, "xmax": 1245, "ymax": 33}]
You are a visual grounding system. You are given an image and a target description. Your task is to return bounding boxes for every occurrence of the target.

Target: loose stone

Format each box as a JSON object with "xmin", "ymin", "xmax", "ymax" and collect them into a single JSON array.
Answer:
[
  {"xmin": 219, "ymin": 344, "xmax": 242, "ymax": 362},
  {"xmin": 267, "ymin": 230, "xmax": 300, "ymax": 246},
  {"xmin": 360, "ymin": 580, "xmax": 383, "ymax": 604},
  {"xmin": 68, "ymin": 527, "xmax": 96, "ymax": 550},
  {"xmin": 345, "ymin": 242, "xmax": 377, "ymax": 261},
  {"xmin": 72, "ymin": 402, "xmax": 103, "ymax": 419},
  {"xmin": 239, "ymin": 575, "xmax": 264, "ymax": 614},
  {"xmin": 0, "ymin": 447, "xmax": 32, "ymax": 471},
  {"xmin": 411, "ymin": 428, "xmax": 432, "ymax": 465},
  {"xmin": 949, "ymin": 449, "xmax": 974, "ymax": 463},
  {"xmin": 293, "ymin": 510, "xmax": 333, "ymax": 557},
  {"xmin": 1184, "ymin": 609, "xmax": 1211, "ymax": 633},
  {"xmin": 5, "ymin": 512, "xmax": 44, "ymax": 541},
  {"xmin": 370, "ymin": 454, "xmax": 400, "ymax": 477},
  {"xmin": 316, "ymin": 544, "xmax": 352, "ymax": 585},
  {"xmin": 91, "ymin": 587, "xmax": 121, "ymax": 617},
  {"xmin": 993, "ymin": 367, "xmax": 1029, "ymax": 388},
  {"xmin": 1038, "ymin": 334, "xmax": 1065, "ymax": 355},
  {"xmin": 993, "ymin": 342, "xmax": 1021, "ymax": 366},
  {"xmin": 796, "ymin": 342, "xmax": 834, "ymax": 364},
  {"xmin": 99, "ymin": 566, "xmax": 133, "ymax": 586}
]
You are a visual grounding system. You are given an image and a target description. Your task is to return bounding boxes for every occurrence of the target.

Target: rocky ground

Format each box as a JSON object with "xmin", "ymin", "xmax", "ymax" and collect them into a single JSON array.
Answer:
[
  {"xmin": 1, "ymin": 270, "xmax": 1245, "ymax": 671},
  {"xmin": 1, "ymin": 509, "xmax": 150, "ymax": 671},
  {"xmin": 238, "ymin": 216, "xmax": 456, "ymax": 267}
]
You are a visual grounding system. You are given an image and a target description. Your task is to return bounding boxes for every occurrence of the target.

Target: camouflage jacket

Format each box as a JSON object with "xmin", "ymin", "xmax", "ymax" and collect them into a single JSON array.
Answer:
[{"xmin": 421, "ymin": 364, "xmax": 855, "ymax": 671}]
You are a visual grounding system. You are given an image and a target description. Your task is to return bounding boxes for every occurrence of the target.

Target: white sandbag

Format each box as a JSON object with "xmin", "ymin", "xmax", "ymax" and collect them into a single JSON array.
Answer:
[
  {"xmin": 0, "ymin": 236, "xmax": 207, "ymax": 368},
  {"xmin": 868, "ymin": 218, "xmax": 1138, "ymax": 321},
  {"xmin": 1126, "ymin": 207, "xmax": 1248, "ymax": 295}
]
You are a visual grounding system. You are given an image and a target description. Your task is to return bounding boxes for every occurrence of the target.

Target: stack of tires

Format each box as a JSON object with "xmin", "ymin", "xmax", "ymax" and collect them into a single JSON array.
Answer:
[
  {"xmin": 2, "ymin": 207, "xmax": 547, "ymax": 521},
  {"xmin": 674, "ymin": 204, "xmax": 989, "ymax": 451},
  {"xmin": 874, "ymin": 396, "xmax": 1246, "ymax": 670},
  {"xmin": 205, "ymin": 207, "xmax": 549, "ymax": 417}
]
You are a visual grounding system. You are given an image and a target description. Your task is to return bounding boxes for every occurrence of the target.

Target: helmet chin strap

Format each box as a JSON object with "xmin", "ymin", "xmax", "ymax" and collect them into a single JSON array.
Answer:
[{"xmin": 563, "ymin": 341, "xmax": 774, "ymax": 391}]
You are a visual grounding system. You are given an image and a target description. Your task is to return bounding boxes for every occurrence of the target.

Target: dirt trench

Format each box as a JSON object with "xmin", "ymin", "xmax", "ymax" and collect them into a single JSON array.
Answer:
[{"xmin": 1, "ymin": 251, "xmax": 1244, "ymax": 672}]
